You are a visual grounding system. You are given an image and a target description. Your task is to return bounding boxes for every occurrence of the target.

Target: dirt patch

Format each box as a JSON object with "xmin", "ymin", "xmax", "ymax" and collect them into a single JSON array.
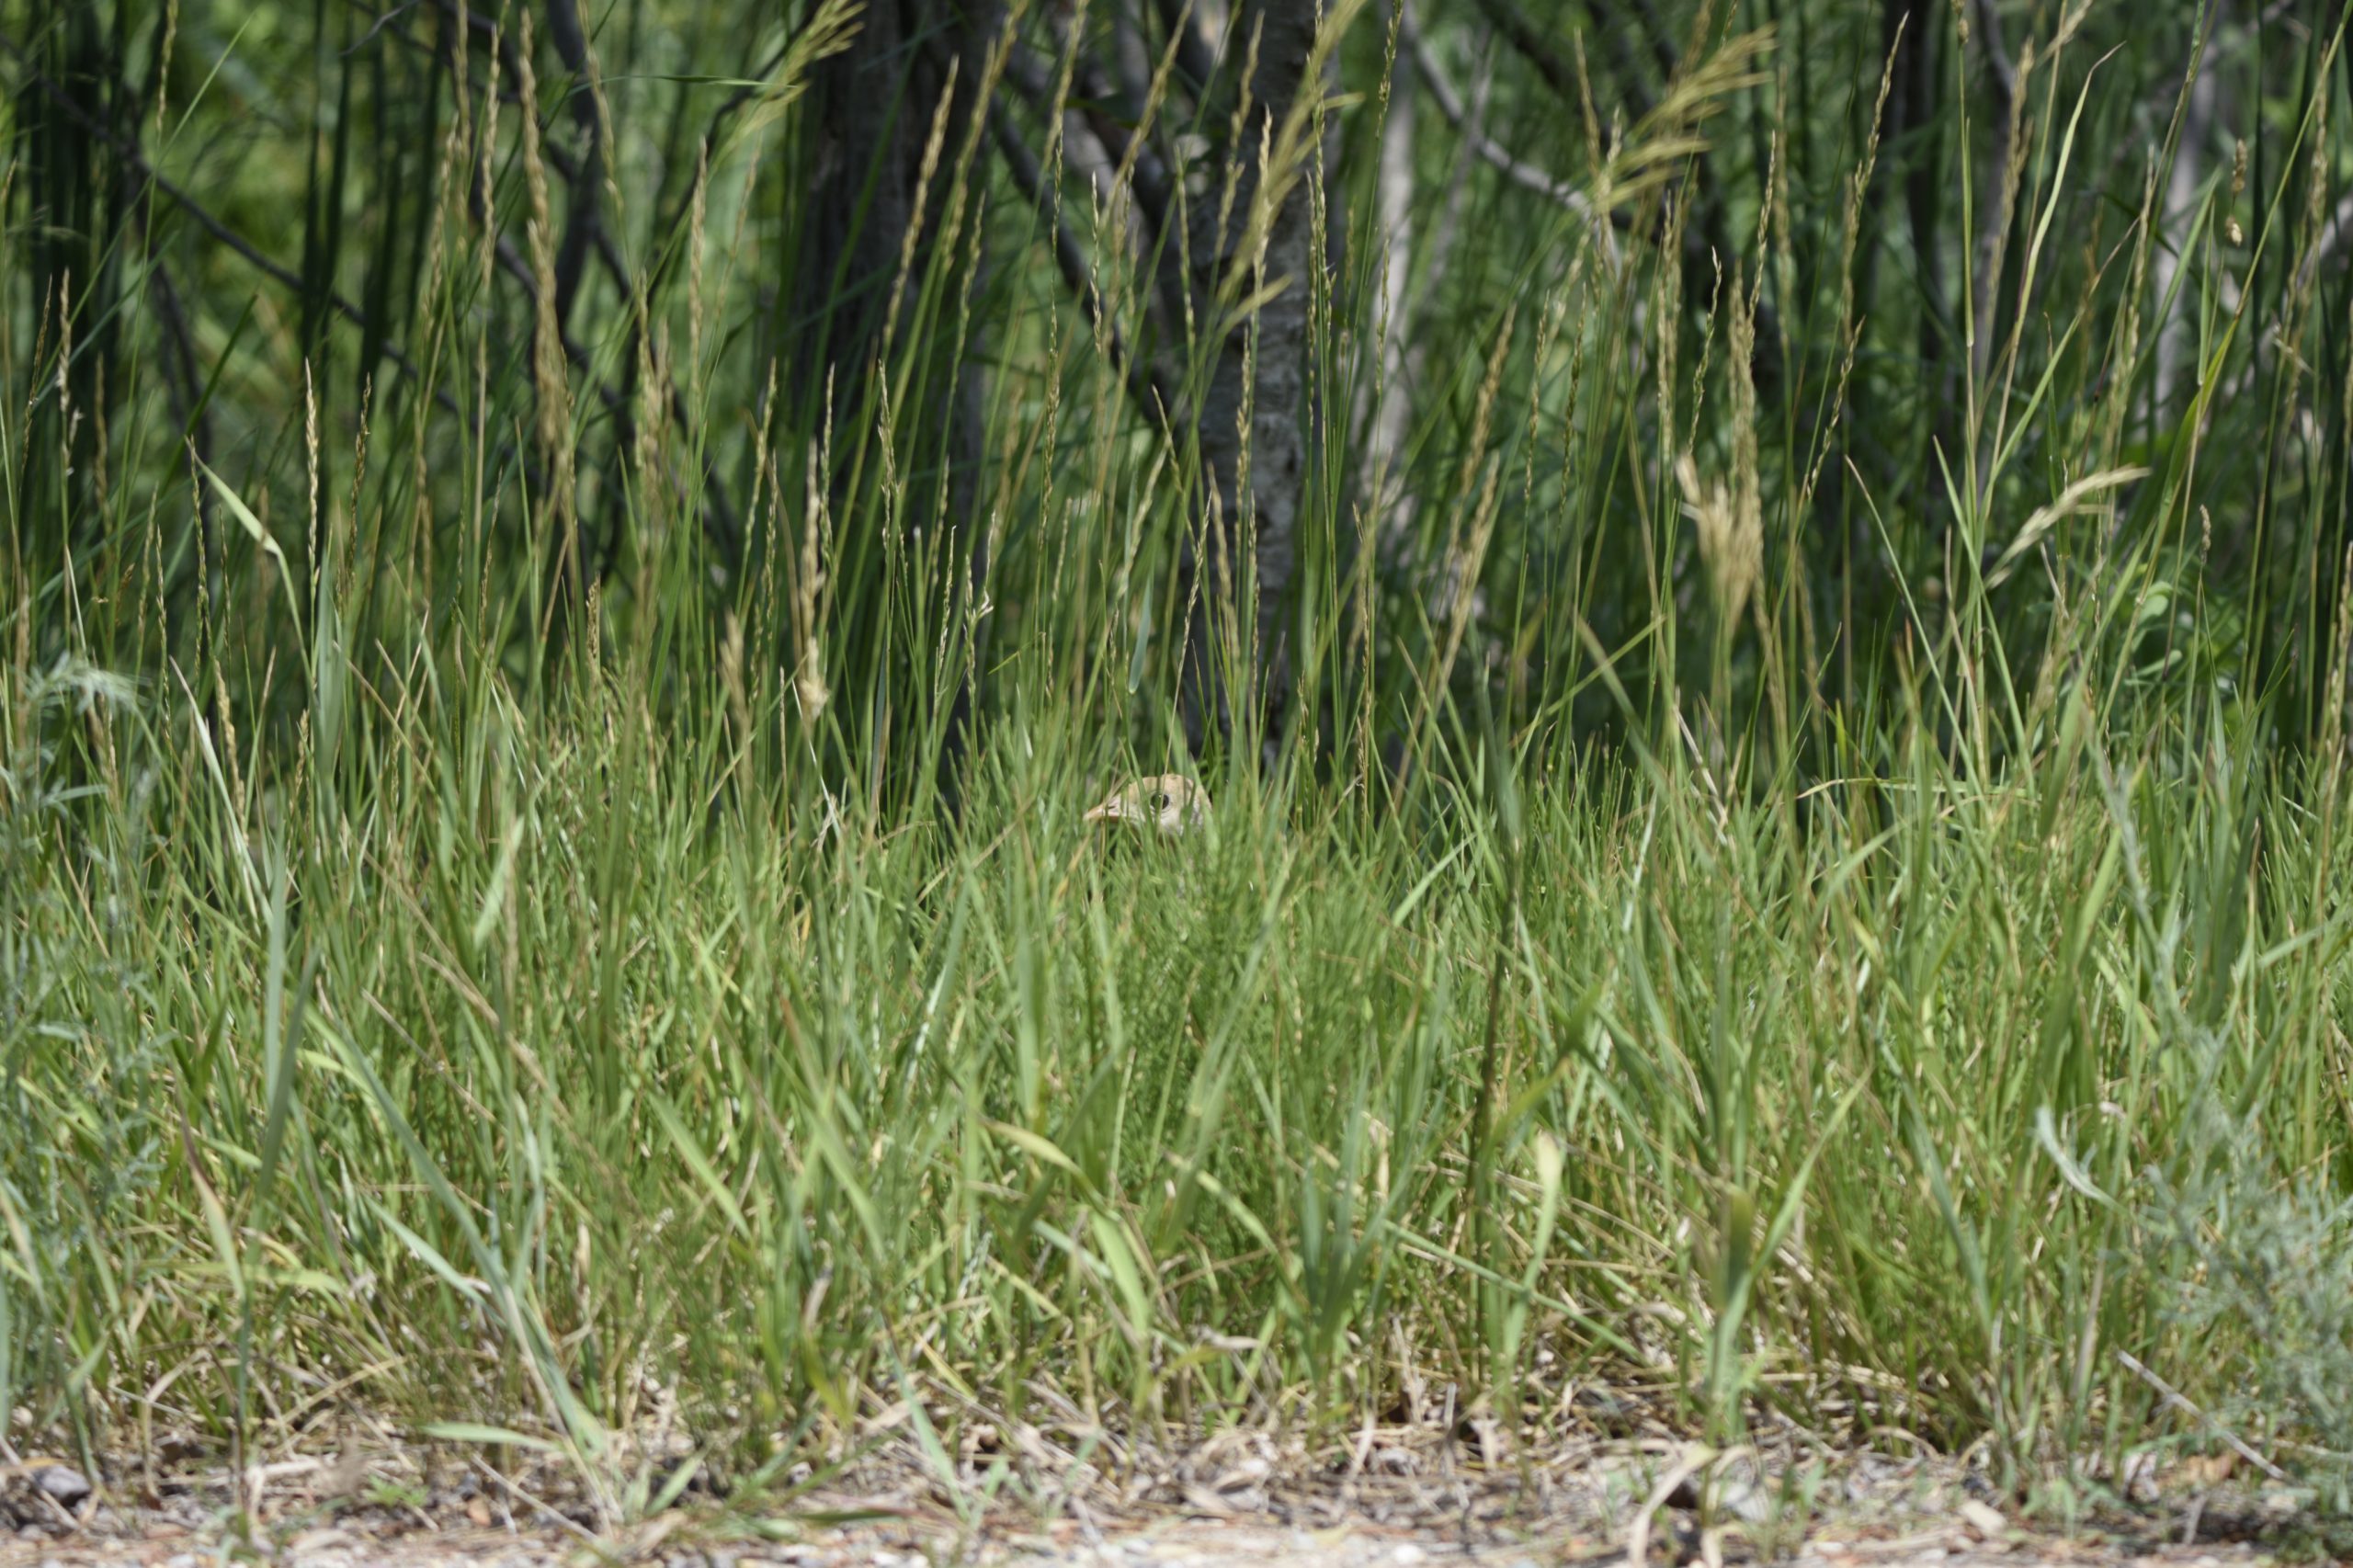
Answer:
[
  {"xmin": 6, "ymin": 1404, "xmax": 2329, "ymax": 1568},
  {"xmin": 0, "ymin": 1511, "xmax": 2298, "ymax": 1568},
  {"xmin": 0, "ymin": 1448, "xmax": 2316, "ymax": 1568}
]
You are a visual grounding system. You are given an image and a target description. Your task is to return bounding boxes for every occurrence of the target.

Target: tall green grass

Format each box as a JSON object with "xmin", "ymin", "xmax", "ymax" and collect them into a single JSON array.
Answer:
[{"xmin": 4, "ymin": 0, "xmax": 2352, "ymax": 1522}]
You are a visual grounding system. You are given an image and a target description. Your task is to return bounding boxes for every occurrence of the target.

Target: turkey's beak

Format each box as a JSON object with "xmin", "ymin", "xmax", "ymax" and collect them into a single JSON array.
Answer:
[{"xmin": 1084, "ymin": 797, "xmax": 1120, "ymax": 824}]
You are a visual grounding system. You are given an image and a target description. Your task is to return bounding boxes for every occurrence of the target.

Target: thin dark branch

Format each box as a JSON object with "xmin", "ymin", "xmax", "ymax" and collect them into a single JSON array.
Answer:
[
  {"xmin": 586, "ymin": 227, "xmax": 746, "ymax": 562},
  {"xmin": 537, "ymin": 17, "xmax": 794, "ymax": 570},
  {"xmin": 425, "ymin": 0, "xmax": 529, "ymax": 82},
  {"xmin": 1973, "ymin": 0, "xmax": 2017, "ymax": 111},
  {"xmin": 487, "ymin": 231, "xmax": 744, "ymax": 574},
  {"xmin": 140, "ymin": 213, "xmax": 214, "ymax": 559},
  {"xmin": 1465, "ymin": 0, "xmax": 1588, "ymax": 110},
  {"xmin": 5, "ymin": 44, "xmax": 458, "ymax": 415},
  {"xmin": 145, "ymin": 260, "xmax": 206, "ymax": 447},
  {"xmin": 420, "ymin": 15, "xmax": 744, "ymax": 565},
  {"xmin": 1969, "ymin": 0, "xmax": 2020, "ymax": 388},
  {"xmin": 344, "ymin": 0, "xmax": 429, "ymax": 58},
  {"xmin": 1148, "ymin": 0, "xmax": 1221, "ymax": 98},
  {"xmin": 622, "ymin": 32, "xmax": 792, "ymax": 310},
  {"xmin": 987, "ymin": 102, "xmax": 1177, "ymax": 426},
  {"xmin": 1004, "ymin": 40, "xmax": 1176, "ymax": 240},
  {"xmin": 1478, "ymin": 0, "xmax": 1678, "ymax": 143},
  {"xmin": 543, "ymin": 0, "xmax": 606, "ymax": 325},
  {"xmin": 1448, "ymin": 0, "xmax": 1794, "ymax": 403},
  {"xmin": 1404, "ymin": 15, "xmax": 1600, "ymax": 224}
]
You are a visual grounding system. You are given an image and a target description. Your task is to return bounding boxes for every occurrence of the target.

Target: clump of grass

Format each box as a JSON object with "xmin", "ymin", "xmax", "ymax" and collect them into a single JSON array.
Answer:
[{"xmin": 2149, "ymin": 1108, "xmax": 2353, "ymax": 1512}]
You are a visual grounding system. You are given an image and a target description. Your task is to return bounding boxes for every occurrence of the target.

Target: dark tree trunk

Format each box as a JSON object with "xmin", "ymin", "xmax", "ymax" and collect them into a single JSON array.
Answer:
[
  {"xmin": 16, "ymin": 0, "xmax": 128, "ymax": 592},
  {"xmin": 793, "ymin": 0, "xmax": 992, "ymax": 806},
  {"xmin": 1183, "ymin": 0, "xmax": 1322, "ymax": 769}
]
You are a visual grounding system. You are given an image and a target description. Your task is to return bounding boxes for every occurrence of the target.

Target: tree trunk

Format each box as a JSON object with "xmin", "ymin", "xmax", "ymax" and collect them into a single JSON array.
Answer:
[
  {"xmin": 794, "ymin": 0, "xmax": 991, "ymax": 804},
  {"xmin": 1183, "ymin": 0, "xmax": 1323, "ymax": 768}
]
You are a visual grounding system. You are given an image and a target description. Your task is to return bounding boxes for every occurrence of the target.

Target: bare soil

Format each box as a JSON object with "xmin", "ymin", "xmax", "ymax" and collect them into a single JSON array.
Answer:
[
  {"xmin": 0, "ymin": 1508, "xmax": 2300, "ymax": 1568},
  {"xmin": 0, "ymin": 1438, "xmax": 2323, "ymax": 1568}
]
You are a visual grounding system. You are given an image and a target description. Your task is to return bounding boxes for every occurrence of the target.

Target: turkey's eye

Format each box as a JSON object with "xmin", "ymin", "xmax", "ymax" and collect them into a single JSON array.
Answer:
[{"xmin": 1152, "ymin": 791, "xmax": 1170, "ymax": 811}]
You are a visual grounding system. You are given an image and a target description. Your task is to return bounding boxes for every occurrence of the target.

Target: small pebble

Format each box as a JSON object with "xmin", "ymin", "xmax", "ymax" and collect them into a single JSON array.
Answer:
[
  {"xmin": 1391, "ymin": 1548, "xmax": 1425, "ymax": 1566},
  {"xmin": 31, "ymin": 1465, "xmax": 91, "ymax": 1506},
  {"xmin": 1958, "ymin": 1498, "xmax": 2008, "ymax": 1540}
]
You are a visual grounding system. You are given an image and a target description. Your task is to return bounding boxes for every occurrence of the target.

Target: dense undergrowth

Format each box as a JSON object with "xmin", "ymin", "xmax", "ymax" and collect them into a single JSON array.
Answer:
[{"xmin": 5, "ymin": 0, "xmax": 2353, "ymax": 1529}]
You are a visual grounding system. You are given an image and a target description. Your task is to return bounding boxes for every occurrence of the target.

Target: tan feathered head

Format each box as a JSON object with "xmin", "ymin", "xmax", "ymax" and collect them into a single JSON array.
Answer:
[{"xmin": 1084, "ymin": 774, "xmax": 1211, "ymax": 837}]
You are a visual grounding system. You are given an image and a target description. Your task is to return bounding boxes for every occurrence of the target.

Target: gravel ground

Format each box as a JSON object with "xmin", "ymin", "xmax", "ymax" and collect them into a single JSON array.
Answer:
[
  {"xmin": 0, "ymin": 1513, "xmax": 2296, "ymax": 1568},
  {"xmin": 2, "ymin": 1433, "xmax": 2323, "ymax": 1568},
  {"xmin": 0, "ymin": 1476, "xmax": 2312, "ymax": 1568}
]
